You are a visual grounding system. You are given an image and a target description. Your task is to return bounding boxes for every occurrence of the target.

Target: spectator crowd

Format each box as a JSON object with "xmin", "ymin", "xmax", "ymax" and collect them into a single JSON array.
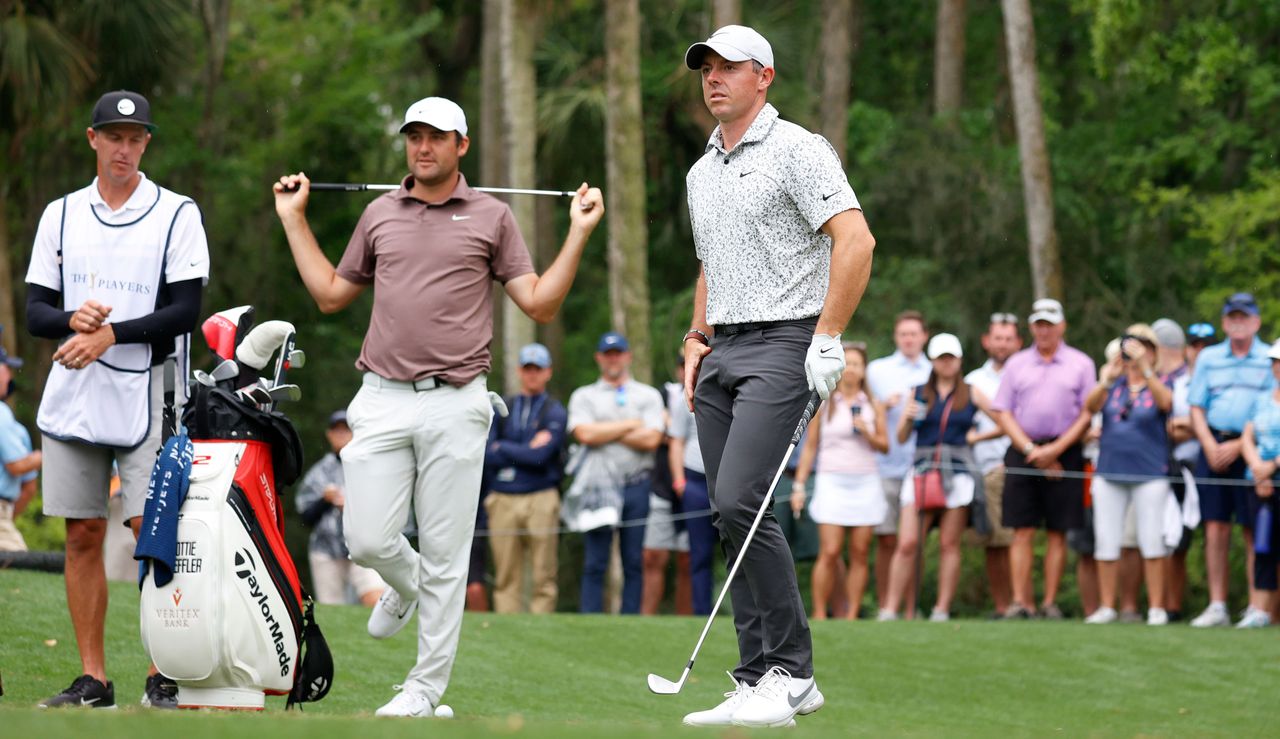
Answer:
[{"xmin": 6, "ymin": 292, "xmax": 1280, "ymax": 628}]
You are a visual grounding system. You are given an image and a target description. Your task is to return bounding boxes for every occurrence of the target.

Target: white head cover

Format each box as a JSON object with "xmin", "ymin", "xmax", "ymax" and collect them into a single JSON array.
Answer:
[{"xmin": 235, "ymin": 320, "xmax": 296, "ymax": 370}]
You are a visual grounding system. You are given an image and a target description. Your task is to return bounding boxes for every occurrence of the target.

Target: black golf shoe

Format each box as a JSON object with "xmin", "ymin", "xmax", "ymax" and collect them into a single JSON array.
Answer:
[
  {"xmin": 38, "ymin": 674, "xmax": 116, "ymax": 709},
  {"xmin": 142, "ymin": 673, "xmax": 179, "ymax": 708}
]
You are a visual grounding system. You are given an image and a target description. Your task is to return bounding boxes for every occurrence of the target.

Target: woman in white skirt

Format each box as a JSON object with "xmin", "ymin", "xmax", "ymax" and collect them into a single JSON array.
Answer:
[
  {"xmin": 792, "ymin": 343, "xmax": 888, "ymax": 619},
  {"xmin": 882, "ymin": 334, "xmax": 991, "ymax": 621}
]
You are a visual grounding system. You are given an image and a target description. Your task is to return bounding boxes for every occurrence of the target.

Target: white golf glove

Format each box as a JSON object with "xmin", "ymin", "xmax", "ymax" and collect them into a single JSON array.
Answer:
[
  {"xmin": 804, "ymin": 333, "xmax": 844, "ymax": 400},
  {"xmin": 488, "ymin": 391, "xmax": 509, "ymax": 418}
]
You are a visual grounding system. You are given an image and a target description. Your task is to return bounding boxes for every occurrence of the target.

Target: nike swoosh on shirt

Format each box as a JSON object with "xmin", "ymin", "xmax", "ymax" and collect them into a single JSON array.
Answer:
[
  {"xmin": 739, "ymin": 171, "xmax": 755, "ymax": 178},
  {"xmin": 787, "ymin": 685, "xmax": 813, "ymax": 708},
  {"xmin": 821, "ymin": 191, "xmax": 838, "ymax": 201},
  {"xmin": 452, "ymin": 214, "xmax": 471, "ymax": 221}
]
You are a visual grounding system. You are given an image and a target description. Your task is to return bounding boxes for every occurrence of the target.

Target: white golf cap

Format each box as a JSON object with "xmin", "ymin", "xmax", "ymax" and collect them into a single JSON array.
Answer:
[
  {"xmin": 399, "ymin": 96, "xmax": 468, "ymax": 136},
  {"xmin": 1029, "ymin": 298, "xmax": 1065, "ymax": 325},
  {"xmin": 684, "ymin": 25, "xmax": 774, "ymax": 70},
  {"xmin": 927, "ymin": 333, "xmax": 963, "ymax": 360}
]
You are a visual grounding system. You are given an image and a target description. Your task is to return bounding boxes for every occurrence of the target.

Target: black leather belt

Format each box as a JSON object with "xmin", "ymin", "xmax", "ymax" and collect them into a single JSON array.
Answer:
[{"xmin": 714, "ymin": 318, "xmax": 813, "ymax": 336}]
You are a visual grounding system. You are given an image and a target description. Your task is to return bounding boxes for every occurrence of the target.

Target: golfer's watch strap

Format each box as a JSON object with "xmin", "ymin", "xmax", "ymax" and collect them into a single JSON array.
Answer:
[
  {"xmin": 684, "ymin": 329, "xmax": 711, "ymax": 347},
  {"xmin": 1022, "ymin": 441, "xmax": 1036, "ymax": 455}
]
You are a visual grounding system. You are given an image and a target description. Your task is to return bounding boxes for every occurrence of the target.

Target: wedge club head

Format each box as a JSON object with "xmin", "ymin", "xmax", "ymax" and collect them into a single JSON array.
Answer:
[
  {"xmin": 210, "ymin": 358, "xmax": 240, "ymax": 382},
  {"xmin": 193, "ymin": 369, "xmax": 216, "ymax": 387},
  {"xmin": 287, "ymin": 349, "xmax": 306, "ymax": 369},
  {"xmin": 647, "ymin": 670, "xmax": 687, "ymax": 695}
]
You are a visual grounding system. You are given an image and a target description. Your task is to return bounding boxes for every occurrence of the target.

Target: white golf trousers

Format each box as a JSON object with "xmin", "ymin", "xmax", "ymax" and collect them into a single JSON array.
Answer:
[{"xmin": 341, "ymin": 372, "xmax": 492, "ymax": 703}]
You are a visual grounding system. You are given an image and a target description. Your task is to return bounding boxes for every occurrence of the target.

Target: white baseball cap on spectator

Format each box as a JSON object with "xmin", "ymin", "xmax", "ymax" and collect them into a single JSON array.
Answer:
[
  {"xmin": 1151, "ymin": 318, "xmax": 1185, "ymax": 349},
  {"xmin": 1029, "ymin": 298, "xmax": 1065, "ymax": 325},
  {"xmin": 399, "ymin": 96, "xmax": 468, "ymax": 136},
  {"xmin": 927, "ymin": 333, "xmax": 963, "ymax": 359},
  {"xmin": 685, "ymin": 25, "xmax": 775, "ymax": 70}
]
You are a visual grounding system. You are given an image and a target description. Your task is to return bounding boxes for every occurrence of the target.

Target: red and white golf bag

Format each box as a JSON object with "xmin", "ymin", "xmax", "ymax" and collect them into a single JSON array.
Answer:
[{"xmin": 138, "ymin": 306, "xmax": 331, "ymax": 710}]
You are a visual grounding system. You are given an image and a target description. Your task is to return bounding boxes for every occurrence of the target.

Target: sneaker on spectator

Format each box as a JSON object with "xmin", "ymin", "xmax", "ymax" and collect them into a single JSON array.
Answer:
[
  {"xmin": 1190, "ymin": 602, "xmax": 1231, "ymax": 628},
  {"xmin": 1002, "ymin": 604, "xmax": 1033, "ymax": 619},
  {"xmin": 1235, "ymin": 607, "xmax": 1271, "ymax": 629},
  {"xmin": 38, "ymin": 674, "xmax": 116, "ymax": 709},
  {"xmin": 1118, "ymin": 610, "xmax": 1143, "ymax": 624},
  {"xmin": 928, "ymin": 608, "xmax": 949, "ymax": 623},
  {"xmin": 1166, "ymin": 609, "xmax": 1183, "ymax": 623},
  {"xmin": 876, "ymin": 609, "xmax": 898, "ymax": 622},
  {"xmin": 731, "ymin": 666, "xmax": 822, "ymax": 728},
  {"xmin": 1040, "ymin": 603, "xmax": 1064, "ymax": 620},
  {"xmin": 368, "ymin": 586, "xmax": 417, "ymax": 639},
  {"xmin": 1146, "ymin": 608, "xmax": 1169, "ymax": 626},
  {"xmin": 375, "ymin": 686, "xmax": 433, "ymax": 717},
  {"xmin": 1084, "ymin": 607, "xmax": 1117, "ymax": 625},
  {"xmin": 683, "ymin": 672, "xmax": 756, "ymax": 727},
  {"xmin": 141, "ymin": 673, "xmax": 178, "ymax": 708}
]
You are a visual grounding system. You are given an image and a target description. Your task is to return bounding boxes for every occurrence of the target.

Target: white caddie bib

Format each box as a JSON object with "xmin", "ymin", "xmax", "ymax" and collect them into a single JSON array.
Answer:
[{"xmin": 37, "ymin": 182, "xmax": 195, "ymax": 448}]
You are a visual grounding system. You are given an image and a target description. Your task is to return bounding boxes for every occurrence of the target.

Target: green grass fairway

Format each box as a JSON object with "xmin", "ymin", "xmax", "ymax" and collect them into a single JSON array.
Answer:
[{"xmin": 1, "ymin": 569, "xmax": 1275, "ymax": 737}]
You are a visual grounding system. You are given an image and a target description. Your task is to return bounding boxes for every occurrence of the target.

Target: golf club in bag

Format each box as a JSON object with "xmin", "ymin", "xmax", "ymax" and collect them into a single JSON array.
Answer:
[
  {"xmin": 648, "ymin": 391, "xmax": 822, "ymax": 695},
  {"xmin": 137, "ymin": 305, "xmax": 329, "ymax": 710}
]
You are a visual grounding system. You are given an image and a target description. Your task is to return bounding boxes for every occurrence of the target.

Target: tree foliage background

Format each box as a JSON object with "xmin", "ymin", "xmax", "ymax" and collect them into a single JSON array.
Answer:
[{"xmin": 3, "ymin": 0, "xmax": 1277, "ymax": 608}]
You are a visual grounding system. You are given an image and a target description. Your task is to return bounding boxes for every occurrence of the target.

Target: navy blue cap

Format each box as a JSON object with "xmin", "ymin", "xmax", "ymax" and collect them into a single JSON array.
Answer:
[
  {"xmin": 597, "ymin": 332, "xmax": 629, "ymax": 352},
  {"xmin": 518, "ymin": 342, "xmax": 552, "ymax": 368},
  {"xmin": 1222, "ymin": 292, "xmax": 1259, "ymax": 317},
  {"xmin": 1187, "ymin": 322, "xmax": 1216, "ymax": 342},
  {"xmin": 327, "ymin": 409, "xmax": 348, "ymax": 428},
  {"xmin": 91, "ymin": 91, "xmax": 155, "ymax": 131}
]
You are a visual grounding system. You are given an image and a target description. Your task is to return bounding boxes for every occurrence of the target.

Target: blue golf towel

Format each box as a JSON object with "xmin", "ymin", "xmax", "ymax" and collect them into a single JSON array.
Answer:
[{"xmin": 134, "ymin": 433, "xmax": 195, "ymax": 588}]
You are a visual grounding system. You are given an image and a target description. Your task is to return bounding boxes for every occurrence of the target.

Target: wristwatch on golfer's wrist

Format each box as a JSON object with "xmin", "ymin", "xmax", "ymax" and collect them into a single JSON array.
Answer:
[
  {"xmin": 1022, "ymin": 442, "xmax": 1036, "ymax": 455},
  {"xmin": 684, "ymin": 328, "xmax": 711, "ymax": 347}
]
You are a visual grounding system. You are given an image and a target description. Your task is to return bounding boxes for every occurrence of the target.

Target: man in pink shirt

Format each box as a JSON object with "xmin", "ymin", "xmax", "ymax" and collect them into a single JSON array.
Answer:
[
  {"xmin": 992, "ymin": 298, "xmax": 1095, "ymax": 619},
  {"xmin": 273, "ymin": 96, "xmax": 604, "ymax": 717}
]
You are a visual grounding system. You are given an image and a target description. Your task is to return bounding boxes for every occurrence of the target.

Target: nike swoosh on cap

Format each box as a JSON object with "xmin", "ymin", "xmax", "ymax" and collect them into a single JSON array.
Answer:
[{"xmin": 787, "ymin": 684, "xmax": 813, "ymax": 708}]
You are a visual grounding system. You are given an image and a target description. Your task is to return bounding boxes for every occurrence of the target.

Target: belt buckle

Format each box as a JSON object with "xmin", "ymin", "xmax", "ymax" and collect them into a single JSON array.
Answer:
[{"xmin": 412, "ymin": 376, "xmax": 443, "ymax": 392}]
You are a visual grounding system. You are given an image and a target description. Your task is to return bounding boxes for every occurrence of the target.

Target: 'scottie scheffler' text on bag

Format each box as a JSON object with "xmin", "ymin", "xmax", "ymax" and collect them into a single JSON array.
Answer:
[{"xmin": 137, "ymin": 307, "xmax": 330, "ymax": 710}]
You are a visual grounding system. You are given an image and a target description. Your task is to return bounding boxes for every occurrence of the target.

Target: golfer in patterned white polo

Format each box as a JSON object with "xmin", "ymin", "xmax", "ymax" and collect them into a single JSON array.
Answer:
[{"xmin": 680, "ymin": 25, "xmax": 876, "ymax": 728}]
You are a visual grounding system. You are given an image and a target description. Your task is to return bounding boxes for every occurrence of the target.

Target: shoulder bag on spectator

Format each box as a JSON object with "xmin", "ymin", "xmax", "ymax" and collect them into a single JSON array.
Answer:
[{"xmin": 913, "ymin": 394, "xmax": 956, "ymax": 512}]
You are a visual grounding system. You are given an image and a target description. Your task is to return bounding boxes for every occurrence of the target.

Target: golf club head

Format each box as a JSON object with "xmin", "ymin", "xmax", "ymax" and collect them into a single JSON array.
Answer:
[
  {"xmin": 287, "ymin": 349, "xmax": 306, "ymax": 369},
  {"xmin": 210, "ymin": 358, "xmax": 240, "ymax": 382},
  {"xmin": 193, "ymin": 369, "xmax": 216, "ymax": 387},
  {"xmin": 647, "ymin": 672, "xmax": 685, "ymax": 695},
  {"xmin": 266, "ymin": 384, "xmax": 301, "ymax": 403},
  {"xmin": 238, "ymin": 386, "xmax": 272, "ymax": 405}
]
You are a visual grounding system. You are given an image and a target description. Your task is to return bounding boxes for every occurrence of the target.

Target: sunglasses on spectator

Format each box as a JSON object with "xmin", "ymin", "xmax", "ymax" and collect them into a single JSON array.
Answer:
[{"xmin": 990, "ymin": 312, "xmax": 1019, "ymax": 325}]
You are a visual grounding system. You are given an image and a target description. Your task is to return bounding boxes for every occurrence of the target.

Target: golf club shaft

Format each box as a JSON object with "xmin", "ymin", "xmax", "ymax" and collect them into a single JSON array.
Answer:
[
  {"xmin": 304, "ymin": 182, "xmax": 575, "ymax": 197},
  {"xmin": 664, "ymin": 391, "xmax": 822, "ymax": 686}
]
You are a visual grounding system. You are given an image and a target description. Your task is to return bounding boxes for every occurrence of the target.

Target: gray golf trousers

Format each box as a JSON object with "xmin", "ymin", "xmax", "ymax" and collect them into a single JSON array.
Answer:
[{"xmin": 694, "ymin": 317, "xmax": 815, "ymax": 682}]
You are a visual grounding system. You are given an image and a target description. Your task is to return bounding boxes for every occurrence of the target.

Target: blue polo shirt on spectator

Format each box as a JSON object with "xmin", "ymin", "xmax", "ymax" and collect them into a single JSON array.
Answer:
[
  {"xmin": 1188, "ymin": 337, "xmax": 1274, "ymax": 433},
  {"xmin": 485, "ymin": 392, "xmax": 567, "ymax": 493},
  {"xmin": 0, "ymin": 403, "xmax": 37, "ymax": 502}
]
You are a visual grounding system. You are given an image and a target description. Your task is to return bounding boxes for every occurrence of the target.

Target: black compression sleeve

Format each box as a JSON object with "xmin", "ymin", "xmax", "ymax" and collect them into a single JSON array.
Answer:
[
  {"xmin": 25, "ymin": 284, "xmax": 73, "ymax": 340},
  {"xmin": 109, "ymin": 278, "xmax": 205, "ymax": 345}
]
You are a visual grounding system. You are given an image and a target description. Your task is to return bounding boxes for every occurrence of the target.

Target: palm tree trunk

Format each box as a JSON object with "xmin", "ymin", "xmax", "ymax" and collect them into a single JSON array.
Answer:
[
  {"xmin": 605, "ymin": 0, "xmax": 652, "ymax": 384},
  {"xmin": 934, "ymin": 0, "xmax": 966, "ymax": 117},
  {"xmin": 820, "ymin": 0, "xmax": 854, "ymax": 164},
  {"xmin": 712, "ymin": 0, "xmax": 740, "ymax": 28},
  {"xmin": 1001, "ymin": 0, "xmax": 1062, "ymax": 300},
  {"xmin": 500, "ymin": 0, "xmax": 539, "ymax": 393}
]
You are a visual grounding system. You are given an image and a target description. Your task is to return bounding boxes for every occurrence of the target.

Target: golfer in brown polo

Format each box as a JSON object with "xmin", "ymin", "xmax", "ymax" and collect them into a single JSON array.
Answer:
[{"xmin": 273, "ymin": 96, "xmax": 604, "ymax": 717}]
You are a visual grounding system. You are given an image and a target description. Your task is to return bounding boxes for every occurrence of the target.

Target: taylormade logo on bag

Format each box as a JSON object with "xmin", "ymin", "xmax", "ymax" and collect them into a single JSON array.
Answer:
[{"xmin": 234, "ymin": 549, "xmax": 291, "ymax": 677}]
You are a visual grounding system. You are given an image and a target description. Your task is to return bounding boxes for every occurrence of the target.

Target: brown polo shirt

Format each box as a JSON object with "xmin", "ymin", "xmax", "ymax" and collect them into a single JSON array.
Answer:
[{"xmin": 336, "ymin": 173, "xmax": 534, "ymax": 385}]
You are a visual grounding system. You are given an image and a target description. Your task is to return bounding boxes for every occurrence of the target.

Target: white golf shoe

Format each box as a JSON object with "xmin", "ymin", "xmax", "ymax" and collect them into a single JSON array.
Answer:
[
  {"xmin": 1190, "ymin": 602, "xmax": 1231, "ymax": 628},
  {"xmin": 683, "ymin": 672, "xmax": 759, "ymax": 727},
  {"xmin": 368, "ymin": 587, "xmax": 417, "ymax": 639},
  {"xmin": 1084, "ymin": 606, "xmax": 1117, "ymax": 624},
  {"xmin": 375, "ymin": 687, "xmax": 432, "ymax": 717},
  {"xmin": 731, "ymin": 666, "xmax": 823, "ymax": 728}
]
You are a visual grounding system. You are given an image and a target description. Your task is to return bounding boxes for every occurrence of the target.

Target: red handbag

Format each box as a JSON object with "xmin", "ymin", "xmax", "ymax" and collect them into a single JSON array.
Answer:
[{"xmin": 913, "ymin": 394, "xmax": 955, "ymax": 511}]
